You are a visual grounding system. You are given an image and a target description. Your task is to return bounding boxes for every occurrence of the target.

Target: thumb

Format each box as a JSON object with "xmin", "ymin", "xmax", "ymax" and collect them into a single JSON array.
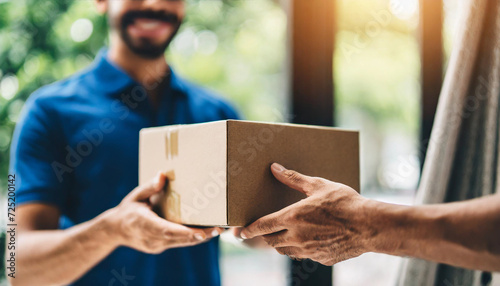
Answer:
[
  {"xmin": 124, "ymin": 171, "xmax": 172, "ymax": 203},
  {"xmin": 270, "ymin": 163, "xmax": 317, "ymax": 197}
]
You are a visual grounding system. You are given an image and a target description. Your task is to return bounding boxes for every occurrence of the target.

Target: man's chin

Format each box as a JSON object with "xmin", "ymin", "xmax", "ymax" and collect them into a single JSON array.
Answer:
[
  {"xmin": 118, "ymin": 23, "xmax": 180, "ymax": 59},
  {"xmin": 128, "ymin": 45, "xmax": 166, "ymax": 59},
  {"xmin": 123, "ymin": 34, "xmax": 171, "ymax": 59}
]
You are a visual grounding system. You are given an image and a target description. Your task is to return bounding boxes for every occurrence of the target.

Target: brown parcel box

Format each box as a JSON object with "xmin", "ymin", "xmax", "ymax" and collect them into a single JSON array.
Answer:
[{"xmin": 139, "ymin": 120, "xmax": 359, "ymax": 227}]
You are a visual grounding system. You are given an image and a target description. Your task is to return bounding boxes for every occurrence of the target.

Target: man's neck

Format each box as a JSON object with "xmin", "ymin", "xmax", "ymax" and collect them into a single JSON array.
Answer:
[
  {"xmin": 107, "ymin": 37, "xmax": 170, "ymax": 109},
  {"xmin": 108, "ymin": 39, "xmax": 169, "ymax": 93}
]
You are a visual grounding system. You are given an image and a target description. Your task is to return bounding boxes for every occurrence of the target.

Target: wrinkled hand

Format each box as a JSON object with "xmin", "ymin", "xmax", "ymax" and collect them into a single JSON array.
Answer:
[
  {"xmin": 240, "ymin": 163, "xmax": 371, "ymax": 265},
  {"xmin": 104, "ymin": 172, "xmax": 222, "ymax": 254}
]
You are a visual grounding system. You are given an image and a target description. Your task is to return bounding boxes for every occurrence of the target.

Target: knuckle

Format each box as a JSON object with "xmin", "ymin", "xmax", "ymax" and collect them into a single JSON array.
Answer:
[
  {"xmin": 136, "ymin": 206, "xmax": 150, "ymax": 217},
  {"xmin": 286, "ymin": 210, "xmax": 300, "ymax": 222},
  {"xmin": 255, "ymin": 219, "xmax": 273, "ymax": 233},
  {"xmin": 163, "ymin": 230, "xmax": 175, "ymax": 238},
  {"xmin": 185, "ymin": 232, "xmax": 203, "ymax": 243},
  {"xmin": 284, "ymin": 170, "xmax": 302, "ymax": 183},
  {"xmin": 311, "ymin": 177, "xmax": 327, "ymax": 189},
  {"xmin": 263, "ymin": 237, "xmax": 279, "ymax": 247}
]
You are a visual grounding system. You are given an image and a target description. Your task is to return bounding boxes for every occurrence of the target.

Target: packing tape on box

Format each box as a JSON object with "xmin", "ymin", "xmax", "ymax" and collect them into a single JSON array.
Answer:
[{"xmin": 165, "ymin": 129, "xmax": 179, "ymax": 160}]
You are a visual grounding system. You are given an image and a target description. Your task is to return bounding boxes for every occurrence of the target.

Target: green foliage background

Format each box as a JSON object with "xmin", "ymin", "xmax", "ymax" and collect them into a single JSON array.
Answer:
[
  {"xmin": 0, "ymin": 0, "xmax": 289, "ymax": 194},
  {"xmin": 0, "ymin": 0, "xmax": 423, "ymax": 195}
]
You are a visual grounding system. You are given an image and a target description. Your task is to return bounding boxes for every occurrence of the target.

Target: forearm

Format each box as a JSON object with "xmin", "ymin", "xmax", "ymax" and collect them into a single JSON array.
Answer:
[
  {"xmin": 365, "ymin": 194, "xmax": 500, "ymax": 271},
  {"xmin": 11, "ymin": 210, "xmax": 119, "ymax": 286}
]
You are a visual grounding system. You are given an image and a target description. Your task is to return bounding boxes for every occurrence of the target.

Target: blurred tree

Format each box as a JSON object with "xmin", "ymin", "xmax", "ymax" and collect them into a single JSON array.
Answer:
[{"xmin": 0, "ymin": 0, "xmax": 108, "ymax": 192}]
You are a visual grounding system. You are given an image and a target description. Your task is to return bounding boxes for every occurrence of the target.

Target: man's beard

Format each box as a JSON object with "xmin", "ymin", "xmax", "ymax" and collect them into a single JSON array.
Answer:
[{"xmin": 114, "ymin": 10, "xmax": 182, "ymax": 59}]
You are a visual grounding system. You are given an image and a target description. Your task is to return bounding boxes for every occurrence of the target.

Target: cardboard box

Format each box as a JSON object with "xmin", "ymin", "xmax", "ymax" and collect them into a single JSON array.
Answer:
[{"xmin": 139, "ymin": 120, "xmax": 359, "ymax": 226}]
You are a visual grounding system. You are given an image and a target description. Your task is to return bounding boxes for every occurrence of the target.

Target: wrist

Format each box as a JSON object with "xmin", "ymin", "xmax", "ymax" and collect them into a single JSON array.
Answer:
[
  {"xmin": 93, "ymin": 208, "xmax": 124, "ymax": 250},
  {"xmin": 359, "ymin": 199, "xmax": 413, "ymax": 255}
]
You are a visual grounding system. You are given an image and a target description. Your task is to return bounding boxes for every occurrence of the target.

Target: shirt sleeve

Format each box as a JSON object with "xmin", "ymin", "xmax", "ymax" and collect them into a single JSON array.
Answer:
[{"xmin": 9, "ymin": 94, "xmax": 70, "ymax": 210}]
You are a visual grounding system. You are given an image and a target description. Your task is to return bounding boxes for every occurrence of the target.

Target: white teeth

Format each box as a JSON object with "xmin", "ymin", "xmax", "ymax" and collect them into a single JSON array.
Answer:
[{"xmin": 137, "ymin": 21, "xmax": 160, "ymax": 30}]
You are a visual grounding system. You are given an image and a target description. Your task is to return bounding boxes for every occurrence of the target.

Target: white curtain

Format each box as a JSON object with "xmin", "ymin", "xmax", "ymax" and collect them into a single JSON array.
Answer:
[{"xmin": 397, "ymin": 0, "xmax": 500, "ymax": 285}]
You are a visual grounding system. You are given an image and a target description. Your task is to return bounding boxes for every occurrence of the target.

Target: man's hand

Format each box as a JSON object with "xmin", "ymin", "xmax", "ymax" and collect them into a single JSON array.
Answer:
[
  {"xmin": 103, "ymin": 172, "xmax": 222, "ymax": 254},
  {"xmin": 11, "ymin": 172, "xmax": 222, "ymax": 286},
  {"xmin": 240, "ymin": 163, "xmax": 372, "ymax": 265}
]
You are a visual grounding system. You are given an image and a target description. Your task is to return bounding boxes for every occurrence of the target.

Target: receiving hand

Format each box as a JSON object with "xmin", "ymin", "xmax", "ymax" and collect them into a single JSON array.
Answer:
[
  {"xmin": 240, "ymin": 163, "xmax": 371, "ymax": 265},
  {"xmin": 103, "ymin": 172, "xmax": 222, "ymax": 254}
]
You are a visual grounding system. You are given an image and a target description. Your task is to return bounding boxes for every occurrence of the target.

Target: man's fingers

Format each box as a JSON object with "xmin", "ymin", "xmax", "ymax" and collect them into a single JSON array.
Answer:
[
  {"xmin": 240, "ymin": 209, "xmax": 288, "ymax": 239},
  {"xmin": 124, "ymin": 171, "xmax": 169, "ymax": 203},
  {"xmin": 262, "ymin": 230, "xmax": 298, "ymax": 248},
  {"xmin": 161, "ymin": 228, "xmax": 223, "ymax": 249},
  {"xmin": 270, "ymin": 163, "xmax": 317, "ymax": 196},
  {"xmin": 163, "ymin": 227, "xmax": 221, "ymax": 248},
  {"xmin": 187, "ymin": 226, "xmax": 223, "ymax": 240},
  {"xmin": 142, "ymin": 216, "xmax": 223, "ymax": 252},
  {"xmin": 144, "ymin": 212, "xmax": 222, "ymax": 242},
  {"xmin": 232, "ymin": 227, "xmax": 244, "ymax": 239}
]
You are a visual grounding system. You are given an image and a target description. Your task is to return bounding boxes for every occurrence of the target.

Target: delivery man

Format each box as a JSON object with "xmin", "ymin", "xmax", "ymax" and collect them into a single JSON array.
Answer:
[
  {"xmin": 9, "ymin": 0, "xmax": 239, "ymax": 285},
  {"xmin": 240, "ymin": 163, "xmax": 500, "ymax": 272}
]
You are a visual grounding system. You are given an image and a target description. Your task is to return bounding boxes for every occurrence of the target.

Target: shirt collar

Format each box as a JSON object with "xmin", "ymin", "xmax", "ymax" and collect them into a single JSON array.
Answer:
[{"xmin": 89, "ymin": 48, "xmax": 186, "ymax": 97}]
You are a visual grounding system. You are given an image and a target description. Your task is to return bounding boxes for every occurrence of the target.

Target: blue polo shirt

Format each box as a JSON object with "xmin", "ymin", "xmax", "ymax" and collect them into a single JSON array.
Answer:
[{"xmin": 9, "ymin": 49, "xmax": 240, "ymax": 285}]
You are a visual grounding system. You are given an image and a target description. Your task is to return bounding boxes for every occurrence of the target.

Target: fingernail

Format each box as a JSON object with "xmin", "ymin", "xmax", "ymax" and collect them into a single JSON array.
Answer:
[
  {"xmin": 271, "ymin": 163, "xmax": 285, "ymax": 173},
  {"xmin": 194, "ymin": 233, "xmax": 205, "ymax": 241},
  {"xmin": 211, "ymin": 229, "xmax": 220, "ymax": 237},
  {"xmin": 240, "ymin": 231, "xmax": 248, "ymax": 239}
]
